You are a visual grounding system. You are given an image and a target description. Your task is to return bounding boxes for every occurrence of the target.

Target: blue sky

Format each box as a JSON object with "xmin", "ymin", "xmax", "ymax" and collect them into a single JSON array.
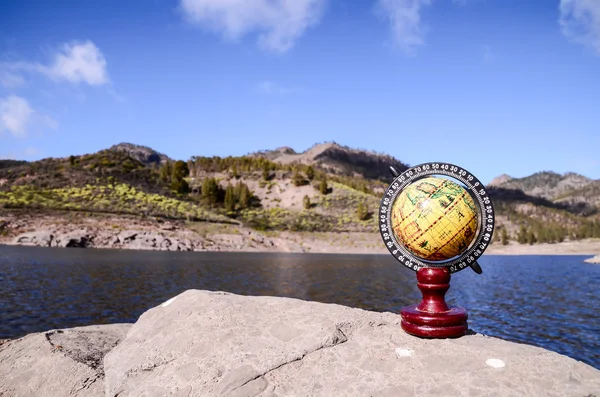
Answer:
[{"xmin": 1, "ymin": 0, "xmax": 599, "ymax": 184}]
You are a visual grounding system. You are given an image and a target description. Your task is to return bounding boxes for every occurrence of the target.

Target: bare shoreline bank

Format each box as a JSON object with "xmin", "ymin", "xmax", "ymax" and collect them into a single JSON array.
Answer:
[{"xmin": 1, "ymin": 210, "xmax": 599, "ymax": 257}]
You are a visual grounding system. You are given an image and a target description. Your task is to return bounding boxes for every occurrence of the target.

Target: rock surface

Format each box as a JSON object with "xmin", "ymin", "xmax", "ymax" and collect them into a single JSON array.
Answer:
[
  {"xmin": 13, "ymin": 230, "xmax": 53, "ymax": 247},
  {"xmin": 584, "ymin": 255, "xmax": 600, "ymax": 264},
  {"xmin": 3, "ymin": 216, "xmax": 309, "ymax": 253},
  {"xmin": 1, "ymin": 291, "xmax": 599, "ymax": 396},
  {"xmin": 0, "ymin": 323, "xmax": 131, "ymax": 397},
  {"xmin": 101, "ymin": 290, "xmax": 600, "ymax": 397}
]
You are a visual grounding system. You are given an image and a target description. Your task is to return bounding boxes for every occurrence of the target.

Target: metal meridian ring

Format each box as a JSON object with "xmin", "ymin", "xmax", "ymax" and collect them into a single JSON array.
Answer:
[{"xmin": 379, "ymin": 162, "xmax": 495, "ymax": 274}]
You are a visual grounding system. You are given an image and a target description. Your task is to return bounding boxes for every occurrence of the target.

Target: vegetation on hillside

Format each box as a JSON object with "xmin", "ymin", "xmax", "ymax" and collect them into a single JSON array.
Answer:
[
  {"xmin": 0, "ymin": 183, "xmax": 231, "ymax": 223},
  {"xmin": 1, "ymin": 142, "xmax": 599, "ymax": 244},
  {"xmin": 0, "ymin": 160, "xmax": 28, "ymax": 169}
]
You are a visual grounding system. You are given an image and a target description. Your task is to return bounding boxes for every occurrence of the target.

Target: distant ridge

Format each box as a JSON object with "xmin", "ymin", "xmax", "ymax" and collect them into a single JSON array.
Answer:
[
  {"xmin": 250, "ymin": 142, "xmax": 409, "ymax": 182},
  {"xmin": 0, "ymin": 160, "xmax": 28, "ymax": 169},
  {"xmin": 488, "ymin": 171, "xmax": 599, "ymax": 213}
]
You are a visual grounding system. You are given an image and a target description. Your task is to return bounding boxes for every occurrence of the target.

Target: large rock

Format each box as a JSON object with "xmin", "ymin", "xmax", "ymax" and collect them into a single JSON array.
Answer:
[
  {"xmin": 117, "ymin": 230, "xmax": 138, "ymax": 244},
  {"xmin": 13, "ymin": 231, "xmax": 53, "ymax": 247},
  {"xmin": 52, "ymin": 230, "xmax": 91, "ymax": 248},
  {"xmin": 0, "ymin": 324, "xmax": 131, "ymax": 397},
  {"xmin": 104, "ymin": 290, "xmax": 600, "ymax": 396}
]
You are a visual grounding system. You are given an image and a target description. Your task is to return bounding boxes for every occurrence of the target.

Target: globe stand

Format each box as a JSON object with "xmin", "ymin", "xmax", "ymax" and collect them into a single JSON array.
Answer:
[{"xmin": 400, "ymin": 267, "xmax": 468, "ymax": 338}]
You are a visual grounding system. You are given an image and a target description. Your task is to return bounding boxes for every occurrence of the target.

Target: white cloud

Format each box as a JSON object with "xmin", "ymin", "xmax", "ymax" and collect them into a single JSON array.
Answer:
[
  {"xmin": 1, "ymin": 40, "xmax": 109, "ymax": 86},
  {"xmin": 0, "ymin": 96, "xmax": 58, "ymax": 139},
  {"xmin": 256, "ymin": 80, "xmax": 298, "ymax": 95},
  {"xmin": 0, "ymin": 96, "xmax": 34, "ymax": 138},
  {"xmin": 559, "ymin": 0, "xmax": 600, "ymax": 55},
  {"xmin": 179, "ymin": 0, "xmax": 326, "ymax": 53},
  {"xmin": 375, "ymin": 0, "xmax": 432, "ymax": 55},
  {"xmin": 0, "ymin": 71, "xmax": 25, "ymax": 88},
  {"xmin": 47, "ymin": 41, "xmax": 109, "ymax": 85}
]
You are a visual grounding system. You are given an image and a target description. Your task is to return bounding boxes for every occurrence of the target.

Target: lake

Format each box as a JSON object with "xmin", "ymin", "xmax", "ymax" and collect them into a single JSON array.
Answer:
[{"xmin": 0, "ymin": 245, "xmax": 599, "ymax": 370}]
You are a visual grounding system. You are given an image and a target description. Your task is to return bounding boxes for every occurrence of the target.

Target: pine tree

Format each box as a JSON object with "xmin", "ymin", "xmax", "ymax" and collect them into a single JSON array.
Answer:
[
  {"xmin": 292, "ymin": 171, "xmax": 308, "ymax": 186},
  {"xmin": 170, "ymin": 160, "xmax": 190, "ymax": 194},
  {"xmin": 306, "ymin": 166, "xmax": 315, "ymax": 181},
  {"xmin": 318, "ymin": 179, "xmax": 329, "ymax": 195},
  {"xmin": 357, "ymin": 201, "xmax": 369, "ymax": 221},
  {"xmin": 171, "ymin": 160, "xmax": 189, "ymax": 180},
  {"xmin": 501, "ymin": 228, "xmax": 509, "ymax": 245},
  {"xmin": 202, "ymin": 178, "xmax": 220, "ymax": 205},
  {"xmin": 235, "ymin": 182, "xmax": 251, "ymax": 209},
  {"xmin": 224, "ymin": 184, "xmax": 236, "ymax": 212},
  {"xmin": 557, "ymin": 229, "xmax": 565, "ymax": 243},
  {"xmin": 517, "ymin": 225, "xmax": 528, "ymax": 244},
  {"xmin": 171, "ymin": 178, "xmax": 190, "ymax": 194},
  {"xmin": 160, "ymin": 160, "xmax": 172, "ymax": 183},
  {"xmin": 537, "ymin": 228, "xmax": 548, "ymax": 244},
  {"xmin": 527, "ymin": 230, "xmax": 537, "ymax": 245},
  {"xmin": 303, "ymin": 195, "xmax": 311, "ymax": 210}
]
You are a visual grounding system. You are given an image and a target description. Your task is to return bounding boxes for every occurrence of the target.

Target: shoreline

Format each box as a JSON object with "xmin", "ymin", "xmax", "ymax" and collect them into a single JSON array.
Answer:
[
  {"xmin": 1, "ymin": 210, "xmax": 599, "ymax": 257},
  {"xmin": 2, "ymin": 235, "xmax": 599, "ymax": 258},
  {"xmin": 1, "ymin": 241, "xmax": 599, "ymax": 257}
]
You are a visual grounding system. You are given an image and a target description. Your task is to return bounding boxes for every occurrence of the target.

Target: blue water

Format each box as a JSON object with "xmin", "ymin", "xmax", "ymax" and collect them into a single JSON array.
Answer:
[{"xmin": 0, "ymin": 246, "xmax": 598, "ymax": 369}]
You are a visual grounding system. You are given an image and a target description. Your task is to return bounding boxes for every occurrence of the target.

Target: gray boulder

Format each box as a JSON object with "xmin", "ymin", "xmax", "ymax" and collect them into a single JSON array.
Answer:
[
  {"xmin": 127, "ymin": 233, "xmax": 157, "ymax": 250},
  {"xmin": 117, "ymin": 230, "xmax": 139, "ymax": 244},
  {"xmin": 13, "ymin": 231, "xmax": 53, "ymax": 247},
  {"xmin": 104, "ymin": 290, "xmax": 600, "ymax": 397},
  {"xmin": 0, "ymin": 324, "xmax": 131, "ymax": 397},
  {"xmin": 52, "ymin": 230, "xmax": 91, "ymax": 248},
  {"xmin": 160, "ymin": 222, "xmax": 176, "ymax": 231}
]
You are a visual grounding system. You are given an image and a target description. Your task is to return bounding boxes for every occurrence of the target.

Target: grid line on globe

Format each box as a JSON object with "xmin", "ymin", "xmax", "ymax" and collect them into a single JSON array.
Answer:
[{"xmin": 391, "ymin": 177, "xmax": 478, "ymax": 261}]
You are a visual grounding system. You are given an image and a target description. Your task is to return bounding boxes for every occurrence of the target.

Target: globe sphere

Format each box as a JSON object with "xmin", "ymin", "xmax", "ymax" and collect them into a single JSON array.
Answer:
[{"xmin": 391, "ymin": 177, "xmax": 478, "ymax": 261}]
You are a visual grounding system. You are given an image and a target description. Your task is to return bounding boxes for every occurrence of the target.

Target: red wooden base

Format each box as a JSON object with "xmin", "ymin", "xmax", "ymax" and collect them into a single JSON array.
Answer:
[{"xmin": 400, "ymin": 267, "xmax": 468, "ymax": 338}]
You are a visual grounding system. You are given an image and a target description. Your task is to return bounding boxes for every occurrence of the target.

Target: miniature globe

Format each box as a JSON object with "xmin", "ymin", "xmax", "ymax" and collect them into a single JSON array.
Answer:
[{"xmin": 391, "ymin": 177, "xmax": 478, "ymax": 261}]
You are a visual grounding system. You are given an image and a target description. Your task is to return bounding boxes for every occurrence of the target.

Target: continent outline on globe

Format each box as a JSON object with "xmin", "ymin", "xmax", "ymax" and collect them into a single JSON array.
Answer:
[
  {"xmin": 392, "ymin": 177, "xmax": 478, "ymax": 261},
  {"xmin": 379, "ymin": 162, "xmax": 495, "ymax": 274}
]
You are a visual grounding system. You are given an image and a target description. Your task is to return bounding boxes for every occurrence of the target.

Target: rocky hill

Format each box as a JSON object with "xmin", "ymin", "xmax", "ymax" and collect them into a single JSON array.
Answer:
[
  {"xmin": 489, "ymin": 171, "xmax": 592, "ymax": 198},
  {"xmin": 109, "ymin": 143, "xmax": 170, "ymax": 166},
  {"xmin": 251, "ymin": 142, "xmax": 409, "ymax": 182},
  {"xmin": 1, "ymin": 142, "xmax": 599, "ymax": 248},
  {"xmin": 488, "ymin": 171, "xmax": 600, "ymax": 215}
]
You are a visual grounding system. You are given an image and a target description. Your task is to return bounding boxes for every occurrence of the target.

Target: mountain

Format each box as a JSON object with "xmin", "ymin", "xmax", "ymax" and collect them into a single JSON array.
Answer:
[
  {"xmin": 250, "ymin": 142, "xmax": 409, "ymax": 182},
  {"xmin": 489, "ymin": 171, "xmax": 592, "ymax": 199},
  {"xmin": 488, "ymin": 174, "xmax": 512, "ymax": 186},
  {"xmin": 109, "ymin": 143, "xmax": 171, "ymax": 166},
  {"xmin": 488, "ymin": 171, "xmax": 599, "ymax": 215},
  {"xmin": 1, "ymin": 142, "xmax": 599, "ymax": 245}
]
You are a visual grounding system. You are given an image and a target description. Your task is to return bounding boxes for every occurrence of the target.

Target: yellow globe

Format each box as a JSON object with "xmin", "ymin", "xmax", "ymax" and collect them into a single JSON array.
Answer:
[{"xmin": 391, "ymin": 177, "xmax": 478, "ymax": 261}]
